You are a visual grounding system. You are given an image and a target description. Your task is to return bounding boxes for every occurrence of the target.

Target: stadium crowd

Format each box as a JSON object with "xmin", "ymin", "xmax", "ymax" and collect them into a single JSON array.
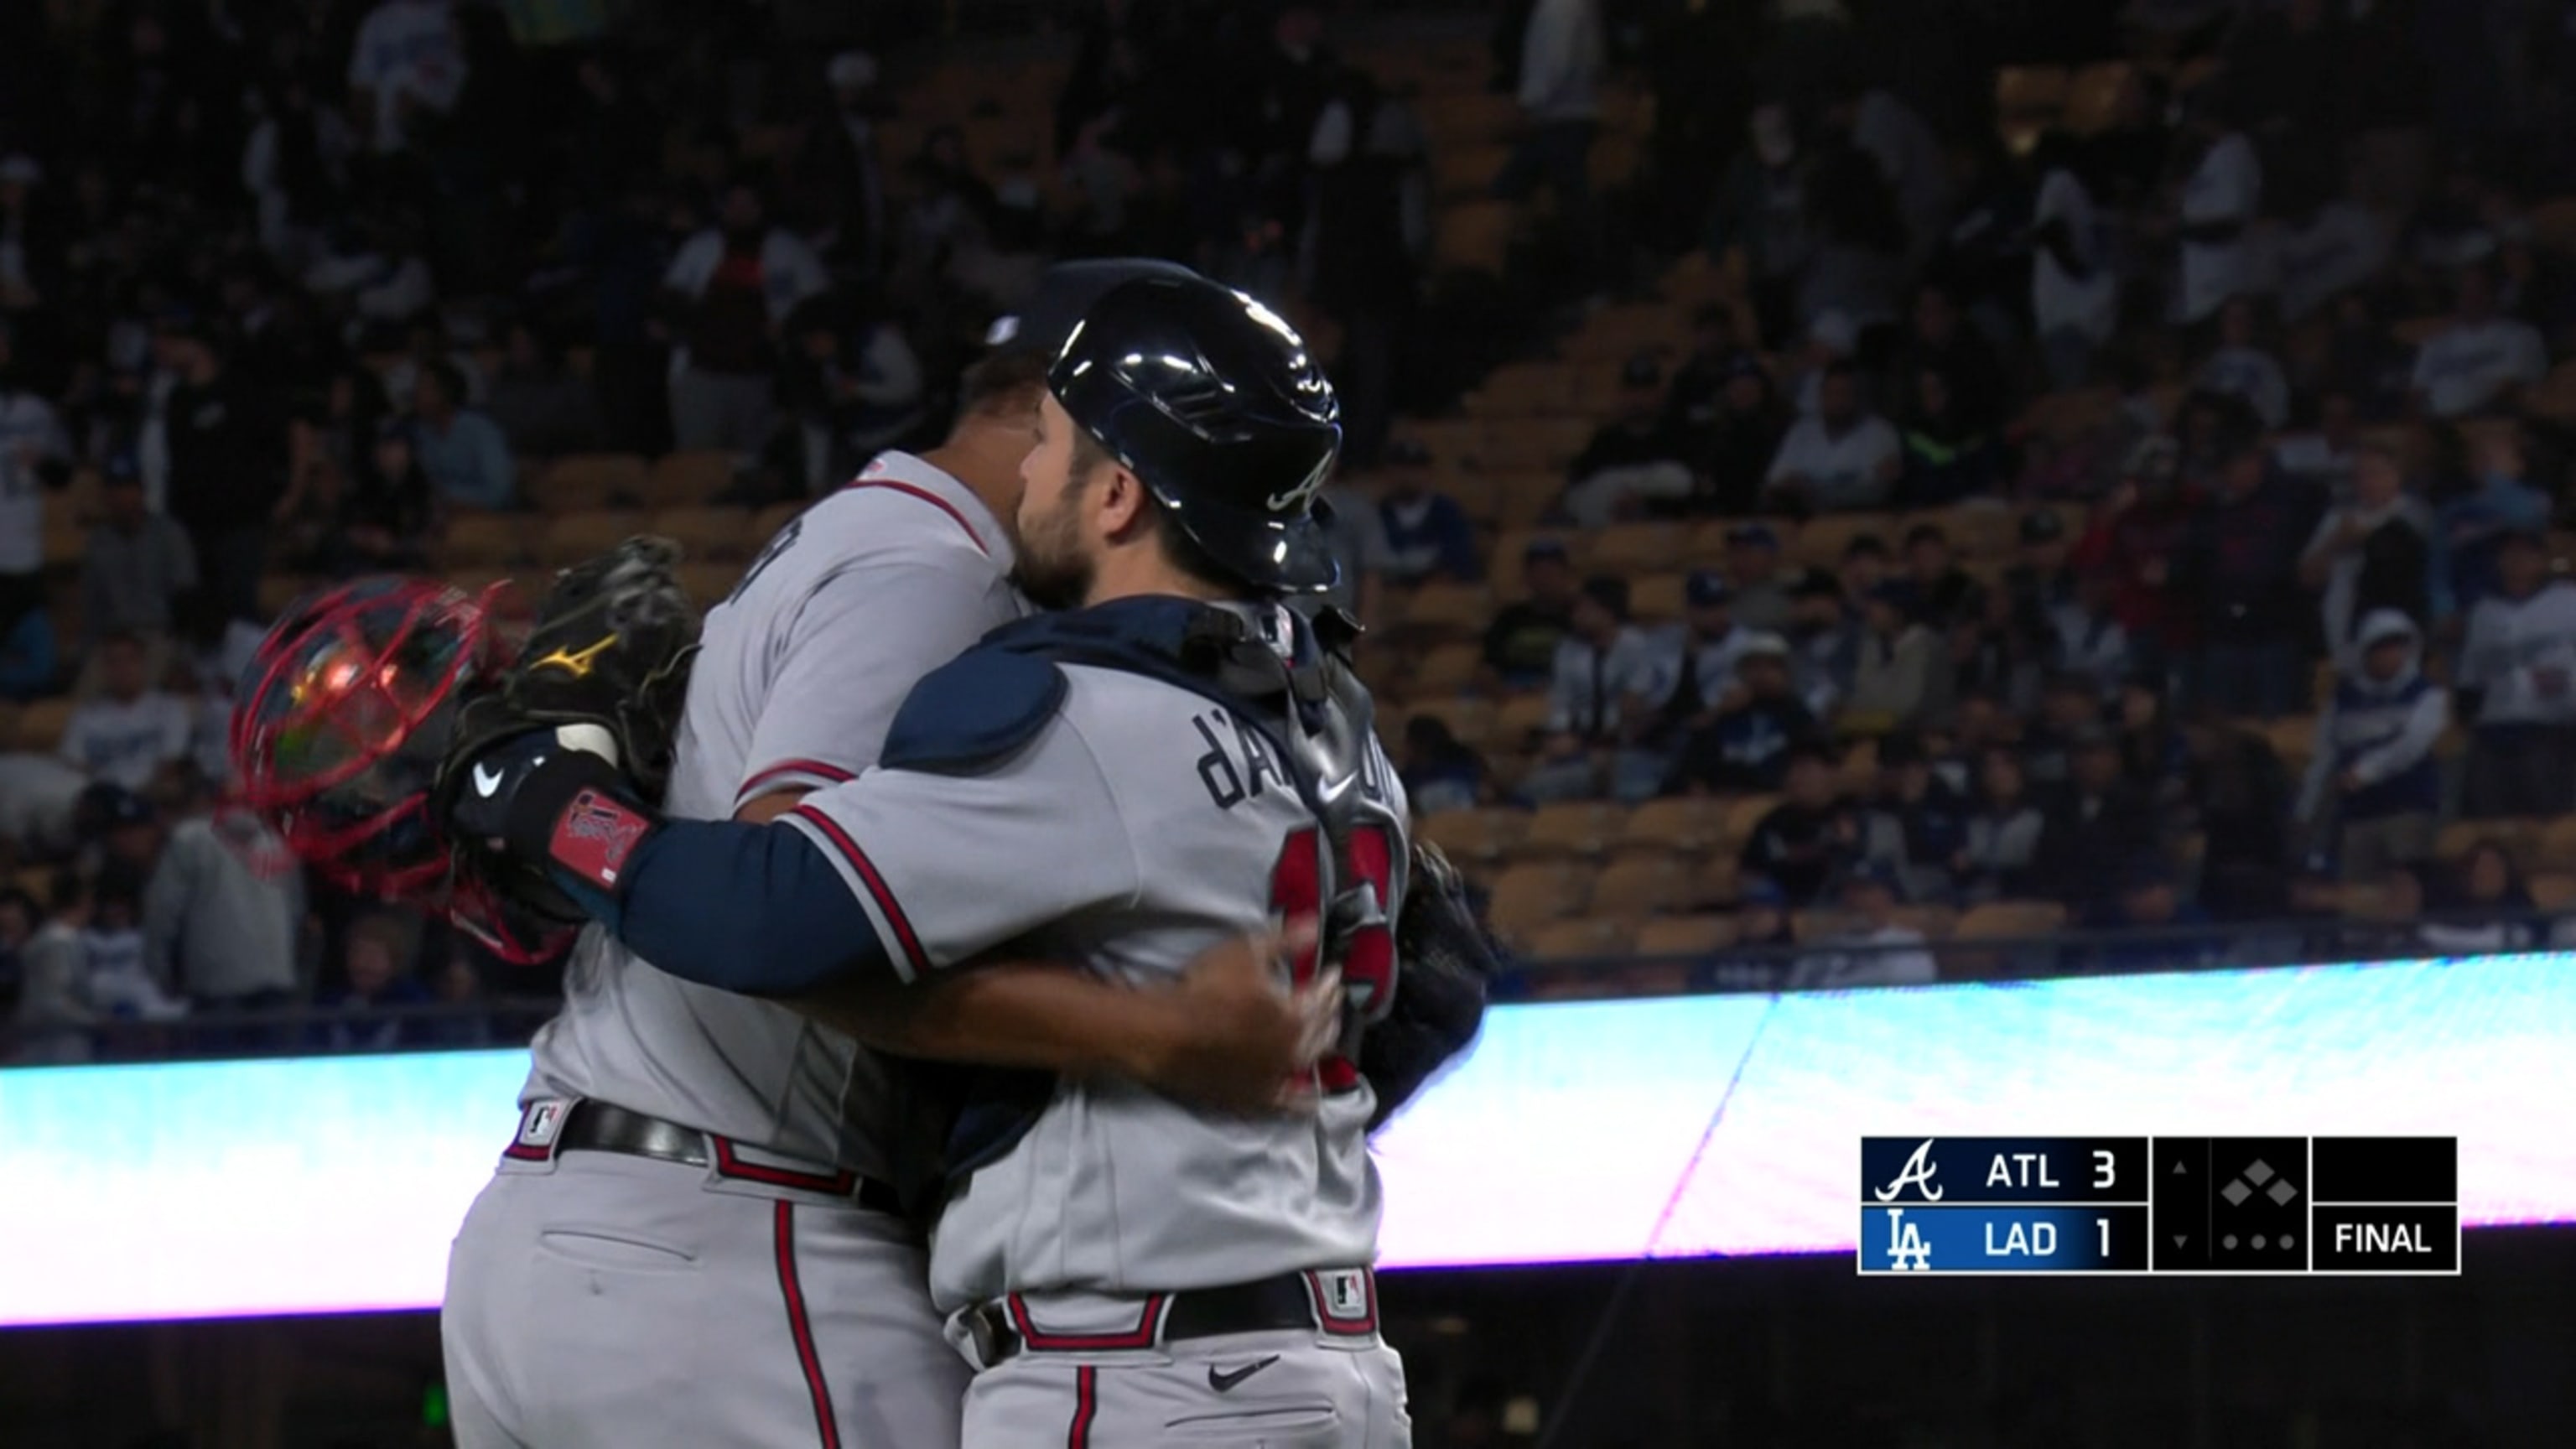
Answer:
[{"xmin": 5, "ymin": 0, "xmax": 2576, "ymax": 1063}]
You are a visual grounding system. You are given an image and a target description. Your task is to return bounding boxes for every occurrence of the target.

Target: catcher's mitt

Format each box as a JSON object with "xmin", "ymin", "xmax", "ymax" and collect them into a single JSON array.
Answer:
[
  {"xmin": 1359, "ymin": 841, "xmax": 1502, "ymax": 1130},
  {"xmin": 437, "ymin": 537, "xmax": 702, "ymax": 922}
]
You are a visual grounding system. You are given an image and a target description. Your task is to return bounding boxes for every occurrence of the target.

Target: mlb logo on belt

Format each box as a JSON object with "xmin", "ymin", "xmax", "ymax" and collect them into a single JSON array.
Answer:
[
  {"xmin": 1305, "ymin": 1269, "xmax": 1377, "ymax": 1336},
  {"xmin": 518, "ymin": 1100, "xmax": 569, "ymax": 1150}
]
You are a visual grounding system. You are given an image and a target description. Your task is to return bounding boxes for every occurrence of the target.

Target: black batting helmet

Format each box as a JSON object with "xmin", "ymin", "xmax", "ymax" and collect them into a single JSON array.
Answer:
[{"xmin": 1047, "ymin": 273, "xmax": 1343, "ymax": 595}]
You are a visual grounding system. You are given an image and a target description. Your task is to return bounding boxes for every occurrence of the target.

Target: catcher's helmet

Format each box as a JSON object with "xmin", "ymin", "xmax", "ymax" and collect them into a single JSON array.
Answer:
[{"xmin": 1046, "ymin": 273, "xmax": 1343, "ymax": 595}]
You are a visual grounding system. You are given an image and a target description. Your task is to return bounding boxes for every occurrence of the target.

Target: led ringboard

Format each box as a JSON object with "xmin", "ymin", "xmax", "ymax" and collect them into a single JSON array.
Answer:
[{"xmin": 2, "ymin": 954, "xmax": 2570, "ymax": 1326}]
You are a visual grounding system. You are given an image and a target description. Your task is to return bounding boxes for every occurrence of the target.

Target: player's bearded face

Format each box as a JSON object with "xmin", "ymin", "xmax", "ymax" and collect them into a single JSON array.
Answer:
[{"xmin": 1012, "ymin": 461, "xmax": 1097, "ymax": 612}]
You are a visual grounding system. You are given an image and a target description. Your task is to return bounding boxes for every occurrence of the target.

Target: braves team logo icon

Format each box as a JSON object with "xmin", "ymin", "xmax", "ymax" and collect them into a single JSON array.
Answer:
[
  {"xmin": 550, "ymin": 789, "xmax": 651, "ymax": 889},
  {"xmin": 1872, "ymin": 1140, "xmax": 1945, "ymax": 1202},
  {"xmin": 1885, "ymin": 1208, "xmax": 1932, "ymax": 1271}
]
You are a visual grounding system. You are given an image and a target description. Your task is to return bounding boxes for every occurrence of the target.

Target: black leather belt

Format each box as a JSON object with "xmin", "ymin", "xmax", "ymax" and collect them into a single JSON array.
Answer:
[
  {"xmin": 966, "ymin": 1270, "xmax": 1377, "ymax": 1365},
  {"xmin": 548, "ymin": 1100, "xmax": 904, "ymax": 1216}
]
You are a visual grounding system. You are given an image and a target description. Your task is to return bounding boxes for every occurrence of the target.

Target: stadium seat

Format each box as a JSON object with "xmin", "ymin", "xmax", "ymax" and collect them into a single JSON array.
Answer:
[
  {"xmin": 1403, "ymin": 696, "xmax": 1498, "ymax": 753},
  {"xmin": 1464, "ymin": 362, "xmax": 1577, "ymax": 418},
  {"xmin": 1789, "ymin": 908, "xmax": 1856, "ymax": 944},
  {"xmin": 676, "ymin": 562, "xmax": 737, "ymax": 609},
  {"xmin": 641, "ymin": 451, "xmax": 739, "ymax": 509},
  {"xmin": 2438, "ymin": 819, "xmax": 2534, "ymax": 868},
  {"xmin": 1484, "ymin": 861, "xmax": 1593, "ymax": 943},
  {"xmin": 1790, "ymin": 512, "xmax": 1899, "ymax": 569},
  {"xmin": 1895, "ymin": 905, "xmax": 1958, "ymax": 938},
  {"xmin": 1525, "ymin": 917, "xmax": 1640, "ymax": 963},
  {"xmin": 2537, "ymin": 815, "xmax": 2576, "ymax": 870},
  {"xmin": 1408, "ymin": 641, "xmax": 1483, "ymax": 697},
  {"xmin": 1720, "ymin": 793, "xmax": 1782, "ymax": 852},
  {"xmin": 1489, "ymin": 694, "xmax": 1555, "ymax": 752},
  {"xmin": 1483, "ymin": 418, "xmax": 1597, "ymax": 472},
  {"xmin": 1933, "ymin": 501, "xmax": 2017, "ymax": 562},
  {"xmin": 1634, "ymin": 914, "xmax": 1737, "ymax": 957},
  {"xmin": 544, "ymin": 510, "xmax": 651, "ymax": 566},
  {"xmin": 1514, "ymin": 801, "xmax": 1631, "ymax": 860},
  {"xmin": 1694, "ymin": 852, "xmax": 1739, "ymax": 907},
  {"xmin": 1587, "ymin": 523, "xmax": 1687, "ymax": 574},
  {"xmin": 1420, "ymin": 91, "xmax": 1524, "ymax": 148},
  {"xmin": 1396, "ymin": 582, "xmax": 1492, "ymax": 641},
  {"xmin": 1493, "ymin": 471, "xmax": 1566, "ymax": 528},
  {"xmin": 1953, "ymin": 901, "xmax": 2068, "ymax": 940},
  {"xmin": 14, "ymin": 696, "xmax": 74, "ymax": 753},
  {"xmin": 1631, "ymin": 573, "xmax": 1686, "ymax": 621},
  {"xmin": 651, "ymin": 506, "xmax": 755, "ymax": 563},
  {"xmin": 2063, "ymin": 62, "xmax": 2132, "ymax": 133},
  {"xmin": 529, "ymin": 454, "xmax": 648, "ymax": 512},
  {"xmin": 1621, "ymin": 797, "xmax": 1727, "ymax": 856},
  {"xmin": 1836, "ymin": 736, "xmax": 1881, "ymax": 796},
  {"xmin": 750, "ymin": 502, "xmax": 804, "ymax": 545},
  {"xmin": 258, "ymin": 573, "xmax": 319, "ymax": 618},
  {"xmin": 1995, "ymin": 64, "xmax": 2071, "ymax": 121},
  {"xmin": 1431, "ymin": 140, "xmax": 1510, "ymax": 201},
  {"xmin": 1434, "ymin": 200, "xmax": 1515, "ymax": 277},
  {"xmin": 1588, "ymin": 856, "xmax": 1693, "ymax": 917},
  {"xmin": 1390, "ymin": 419, "xmax": 1483, "ymax": 471},
  {"xmin": 442, "ymin": 511, "xmax": 531, "ymax": 569},
  {"xmin": 2529, "ymin": 872, "xmax": 2576, "ymax": 912},
  {"xmin": 1416, "ymin": 807, "xmax": 1528, "ymax": 867}
]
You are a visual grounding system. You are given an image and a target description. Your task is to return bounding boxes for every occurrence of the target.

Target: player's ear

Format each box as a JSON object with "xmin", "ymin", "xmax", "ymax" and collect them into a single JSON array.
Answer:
[{"xmin": 1095, "ymin": 465, "xmax": 1151, "ymax": 538}]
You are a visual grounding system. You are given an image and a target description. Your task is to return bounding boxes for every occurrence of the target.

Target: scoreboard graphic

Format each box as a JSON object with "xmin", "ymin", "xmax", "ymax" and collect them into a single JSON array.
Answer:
[{"xmin": 1858, "ymin": 1137, "xmax": 2459, "ymax": 1276}]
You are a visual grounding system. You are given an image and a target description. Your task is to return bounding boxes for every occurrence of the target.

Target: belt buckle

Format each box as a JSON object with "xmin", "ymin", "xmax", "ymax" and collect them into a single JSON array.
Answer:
[{"xmin": 965, "ymin": 1303, "xmax": 1006, "ymax": 1369}]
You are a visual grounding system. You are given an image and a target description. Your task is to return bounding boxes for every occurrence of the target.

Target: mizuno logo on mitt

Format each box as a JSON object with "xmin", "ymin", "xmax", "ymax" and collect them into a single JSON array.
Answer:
[{"xmin": 532, "ymin": 636, "xmax": 617, "ymax": 678}]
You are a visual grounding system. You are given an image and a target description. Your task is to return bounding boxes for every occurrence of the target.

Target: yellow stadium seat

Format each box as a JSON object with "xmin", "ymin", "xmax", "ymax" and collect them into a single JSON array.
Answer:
[
  {"xmin": 1952, "ymin": 901, "xmax": 2067, "ymax": 940},
  {"xmin": 1493, "ymin": 692, "xmax": 1554, "ymax": 745},
  {"xmin": 1932, "ymin": 501, "xmax": 2018, "ymax": 563},
  {"xmin": 1525, "ymin": 917, "xmax": 1639, "ymax": 963},
  {"xmin": 750, "ymin": 501, "xmax": 805, "ymax": 545},
  {"xmin": 677, "ymin": 563, "xmax": 738, "ymax": 609},
  {"xmin": 1483, "ymin": 418, "xmax": 1597, "ymax": 472},
  {"xmin": 1623, "ymin": 797, "xmax": 1729, "ymax": 855},
  {"xmin": 1514, "ymin": 802, "xmax": 1631, "ymax": 860},
  {"xmin": 1484, "ymin": 861, "xmax": 1593, "ymax": 943},
  {"xmin": 1587, "ymin": 523, "xmax": 1687, "ymax": 574},
  {"xmin": 1409, "ymin": 641, "xmax": 1483, "ymax": 697},
  {"xmin": 15, "ymin": 696, "xmax": 75, "ymax": 753},
  {"xmin": 529, "ymin": 454, "xmax": 648, "ymax": 512},
  {"xmin": 1996, "ymin": 64, "xmax": 2072, "ymax": 121},
  {"xmin": 651, "ymin": 506, "xmax": 754, "ymax": 563},
  {"xmin": 257, "ymin": 574, "xmax": 319, "ymax": 619},
  {"xmin": 2536, "ymin": 815, "xmax": 2576, "ymax": 870},
  {"xmin": 643, "ymin": 451, "xmax": 739, "ymax": 509},
  {"xmin": 1694, "ymin": 852, "xmax": 1740, "ymax": 908},
  {"xmin": 1589, "ymin": 855, "xmax": 1694, "ymax": 917},
  {"xmin": 1416, "ymin": 808, "xmax": 1529, "ymax": 868},
  {"xmin": 1492, "ymin": 471, "xmax": 1565, "ymax": 528},
  {"xmin": 2435, "ymin": 819, "xmax": 2532, "ymax": 868},
  {"xmin": 1399, "ymin": 697, "xmax": 1498, "ymax": 754},
  {"xmin": 1631, "ymin": 573, "xmax": 1686, "ymax": 622},
  {"xmin": 2529, "ymin": 872, "xmax": 2576, "ymax": 912},
  {"xmin": 1397, "ymin": 582, "xmax": 1492, "ymax": 640},
  {"xmin": 1720, "ymin": 793, "xmax": 1782, "ymax": 851},
  {"xmin": 1431, "ymin": 142, "xmax": 1512, "ymax": 200},
  {"xmin": 1434, "ymin": 200, "xmax": 1515, "ymax": 278},
  {"xmin": 1789, "ymin": 512, "xmax": 1900, "ymax": 569},
  {"xmin": 2063, "ymin": 62, "xmax": 2132, "ymax": 133},
  {"xmin": 543, "ymin": 510, "xmax": 651, "ymax": 566},
  {"xmin": 441, "ymin": 511, "xmax": 531, "ymax": 569},
  {"xmin": 1464, "ymin": 362, "xmax": 1579, "ymax": 418},
  {"xmin": 1635, "ymin": 914, "xmax": 1738, "ymax": 957}
]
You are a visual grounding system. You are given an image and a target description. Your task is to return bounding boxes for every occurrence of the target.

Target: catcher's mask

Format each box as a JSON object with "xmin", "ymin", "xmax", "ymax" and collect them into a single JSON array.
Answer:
[{"xmin": 228, "ymin": 577, "xmax": 569, "ymax": 964}]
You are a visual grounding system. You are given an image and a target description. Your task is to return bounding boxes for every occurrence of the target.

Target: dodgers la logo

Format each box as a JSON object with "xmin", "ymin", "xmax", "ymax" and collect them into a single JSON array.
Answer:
[
  {"xmin": 1872, "ymin": 1139, "xmax": 1944, "ymax": 1202},
  {"xmin": 1885, "ymin": 1208, "xmax": 1932, "ymax": 1271}
]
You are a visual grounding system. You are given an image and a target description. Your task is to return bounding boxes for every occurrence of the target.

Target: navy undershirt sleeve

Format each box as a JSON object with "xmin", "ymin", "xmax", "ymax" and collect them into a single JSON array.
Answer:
[{"xmin": 561, "ymin": 819, "xmax": 896, "ymax": 995}]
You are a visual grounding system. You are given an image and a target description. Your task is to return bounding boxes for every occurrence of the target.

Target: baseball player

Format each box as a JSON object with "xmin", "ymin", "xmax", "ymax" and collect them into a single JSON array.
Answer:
[
  {"xmin": 444, "ymin": 273, "xmax": 1497, "ymax": 1446},
  {"xmin": 436, "ymin": 262, "xmax": 1341, "ymax": 1449}
]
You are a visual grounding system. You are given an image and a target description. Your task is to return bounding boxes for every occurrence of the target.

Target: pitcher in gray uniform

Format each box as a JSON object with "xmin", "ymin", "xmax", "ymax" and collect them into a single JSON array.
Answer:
[
  {"xmin": 437, "ymin": 262, "xmax": 1343, "ymax": 1449},
  {"xmin": 444, "ymin": 273, "xmax": 1496, "ymax": 1446}
]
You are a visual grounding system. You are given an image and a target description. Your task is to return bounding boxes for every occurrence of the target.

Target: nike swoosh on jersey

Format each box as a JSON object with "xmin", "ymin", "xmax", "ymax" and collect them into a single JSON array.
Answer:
[{"xmin": 1208, "ymin": 1356, "xmax": 1280, "ymax": 1394}]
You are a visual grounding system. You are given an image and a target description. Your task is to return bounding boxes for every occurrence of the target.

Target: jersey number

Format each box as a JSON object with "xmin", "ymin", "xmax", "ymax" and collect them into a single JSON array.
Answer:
[{"xmin": 1267, "ymin": 824, "xmax": 1397, "ymax": 1094}]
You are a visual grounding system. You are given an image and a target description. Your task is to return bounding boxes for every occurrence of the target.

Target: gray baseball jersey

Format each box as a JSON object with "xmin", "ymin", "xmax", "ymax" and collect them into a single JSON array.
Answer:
[
  {"xmin": 782, "ymin": 608, "xmax": 1410, "ymax": 1310},
  {"xmin": 521, "ymin": 451, "xmax": 1026, "ymax": 1178}
]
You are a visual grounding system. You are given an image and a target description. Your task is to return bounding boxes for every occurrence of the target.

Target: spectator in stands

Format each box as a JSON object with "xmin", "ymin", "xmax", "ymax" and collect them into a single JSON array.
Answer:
[
  {"xmin": 1525, "ymin": 575, "xmax": 1661, "ymax": 802},
  {"xmin": 83, "ymin": 862, "xmax": 186, "ymax": 1031},
  {"xmin": 419, "ymin": 947, "xmax": 495, "ymax": 1047},
  {"xmin": 2028, "ymin": 130, "xmax": 2117, "ymax": 388},
  {"xmin": 9, "ymin": 870, "xmax": 94, "ymax": 1064},
  {"xmin": 2274, "ymin": 161, "xmax": 2393, "ymax": 324},
  {"xmin": 662, "ymin": 183, "xmax": 829, "ymax": 454},
  {"xmin": 80, "ymin": 465, "xmax": 195, "ymax": 667},
  {"xmin": 1670, "ymin": 353, "xmax": 1790, "ymax": 520},
  {"xmin": 1893, "ymin": 365, "xmax": 1997, "ymax": 508},
  {"xmin": 1845, "ymin": 581, "xmax": 1945, "ymax": 733},
  {"xmin": 1890, "ymin": 281, "xmax": 2005, "ymax": 437},
  {"xmin": 1481, "ymin": 539, "xmax": 1580, "ymax": 689},
  {"xmin": 2456, "ymin": 529, "xmax": 2576, "ymax": 818},
  {"xmin": 1, "ymin": 321, "xmax": 70, "ymax": 626},
  {"xmin": 2195, "ymin": 298, "xmax": 2292, "ymax": 429},
  {"xmin": 1643, "ymin": 569, "xmax": 1752, "ymax": 731},
  {"xmin": 1315, "ymin": 468, "xmax": 1389, "ymax": 627},
  {"xmin": 2301, "ymin": 442, "xmax": 2433, "ymax": 664},
  {"xmin": 2273, "ymin": 390, "xmax": 2362, "ymax": 497},
  {"xmin": 788, "ymin": 51, "xmax": 891, "ymax": 277},
  {"xmin": 1763, "ymin": 361, "xmax": 1901, "ymax": 512},
  {"xmin": 2086, "ymin": 860, "xmax": 2216, "ymax": 974},
  {"xmin": 2324, "ymin": 292, "xmax": 2417, "ymax": 422},
  {"xmin": 2073, "ymin": 437, "xmax": 2196, "ymax": 673},
  {"xmin": 2182, "ymin": 709, "xmax": 2295, "ymax": 921},
  {"xmin": 1659, "ymin": 304, "xmax": 1753, "ymax": 449},
  {"xmin": 329, "ymin": 423, "xmax": 436, "ymax": 576},
  {"xmin": 1959, "ymin": 745, "xmax": 2046, "ymax": 902},
  {"xmin": 1895, "ymin": 524, "xmax": 1983, "ymax": 636},
  {"xmin": 1662, "ymin": 633, "xmax": 1817, "ymax": 797},
  {"xmin": 410, "ymin": 359, "xmax": 516, "ymax": 511},
  {"xmin": 1399, "ymin": 714, "xmax": 1488, "ymax": 817},
  {"xmin": 2037, "ymin": 725, "xmax": 2158, "ymax": 911},
  {"xmin": 2300, "ymin": 610, "xmax": 2447, "ymax": 880},
  {"xmin": 1723, "ymin": 523, "xmax": 1794, "ymax": 632},
  {"xmin": 481, "ymin": 323, "xmax": 604, "ymax": 460},
  {"xmin": 1784, "ymin": 565, "xmax": 1857, "ymax": 721},
  {"xmin": 1700, "ymin": 875, "xmax": 1794, "ymax": 993},
  {"xmin": 347, "ymin": 0, "xmax": 467, "ymax": 158},
  {"xmin": 2115, "ymin": 672, "xmax": 2189, "ymax": 808},
  {"xmin": 1561, "ymin": 354, "xmax": 1693, "ymax": 526},
  {"xmin": 1859, "ymin": 729, "xmax": 1968, "ymax": 904},
  {"xmin": 1304, "ymin": 59, "xmax": 1431, "ymax": 470},
  {"xmin": 314, "ymin": 913, "xmax": 429, "ymax": 1052},
  {"xmin": 0, "ymin": 586, "xmax": 55, "ymax": 701},
  {"xmin": 2177, "ymin": 429, "xmax": 2309, "ymax": 719},
  {"xmin": 1738, "ymin": 743, "xmax": 1858, "ymax": 909},
  {"xmin": 1708, "ymin": 104, "xmax": 1815, "ymax": 346},
  {"xmin": 1787, "ymin": 861, "xmax": 1936, "ymax": 989},
  {"xmin": 1956, "ymin": 579, "xmax": 2051, "ymax": 718},
  {"xmin": 782, "ymin": 293, "xmax": 927, "ymax": 495},
  {"xmin": 1498, "ymin": 0, "xmax": 1607, "ymax": 296},
  {"xmin": 146, "ymin": 782, "xmax": 303, "ymax": 1018},
  {"xmin": 2438, "ymin": 427, "xmax": 2550, "ymax": 615},
  {"xmin": 2423, "ymin": 840, "xmax": 2538, "ymax": 954},
  {"xmin": 2412, "ymin": 264, "xmax": 2548, "ymax": 420},
  {"xmin": 161, "ymin": 322, "xmax": 285, "ymax": 629},
  {"xmin": 2023, "ymin": 669, "xmax": 2105, "ymax": 791},
  {"xmin": 1376, "ymin": 440, "xmax": 1480, "ymax": 587},
  {"xmin": 2174, "ymin": 100, "xmax": 2262, "ymax": 325},
  {"xmin": 60, "ymin": 633, "xmax": 192, "ymax": 792}
]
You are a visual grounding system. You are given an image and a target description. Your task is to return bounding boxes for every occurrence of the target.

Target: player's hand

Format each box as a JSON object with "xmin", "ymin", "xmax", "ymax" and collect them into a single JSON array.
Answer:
[{"xmin": 1134, "ymin": 917, "xmax": 1337, "ymax": 1116}]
